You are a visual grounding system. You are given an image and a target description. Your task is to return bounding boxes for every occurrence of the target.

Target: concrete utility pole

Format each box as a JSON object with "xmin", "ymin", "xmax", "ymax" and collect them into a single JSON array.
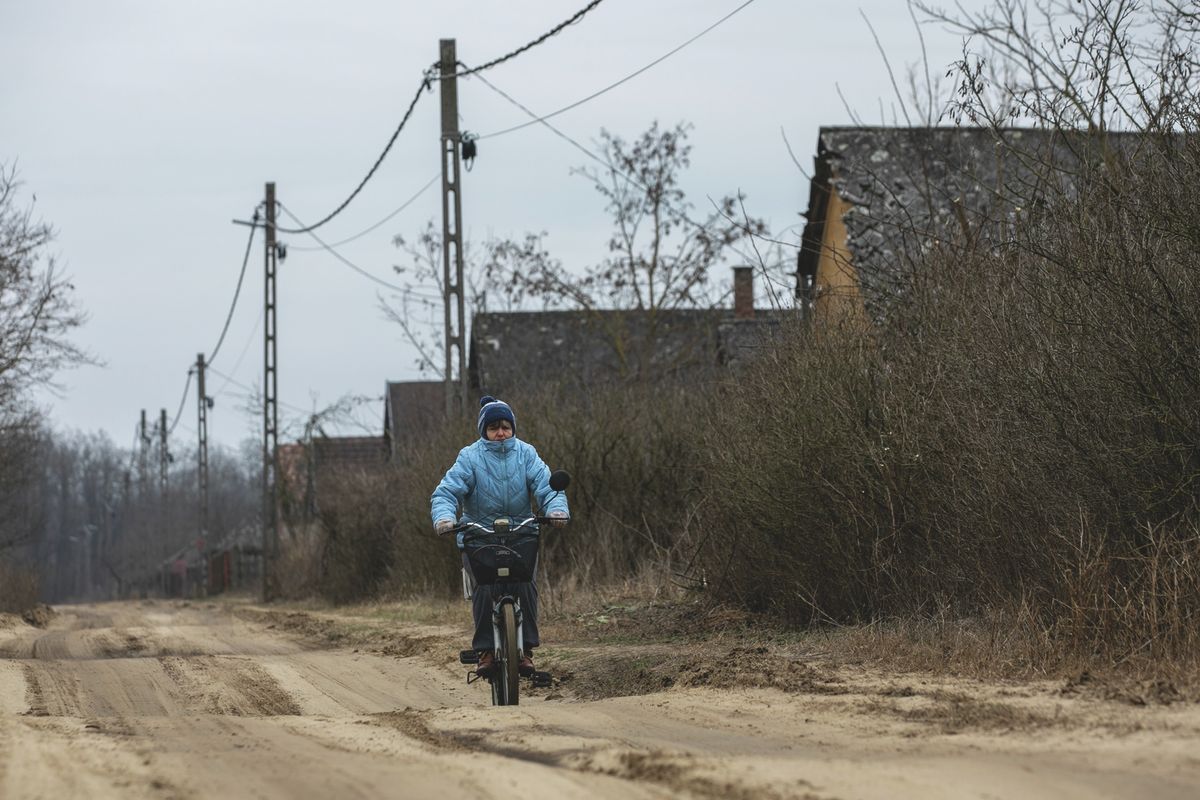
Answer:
[
  {"xmin": 138, "ymin": 409, "xmax": 151, "ymax": 491},
  {"xmin": 158, "ymin": 408, "xmax": 169, "ymax": 497},
  {"xmin": 439, "ymin": 39, "xmax": 468, "ymax": 417},
  {"xmin": 262, "ymin": 182, "xmax": 279, "ymax": 601},
  {"xmin": 195, "ymin": 353, "xmax": 210, "ymax": 595}
]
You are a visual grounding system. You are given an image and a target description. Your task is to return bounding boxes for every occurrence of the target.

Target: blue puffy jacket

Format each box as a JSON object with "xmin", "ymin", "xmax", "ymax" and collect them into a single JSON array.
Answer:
[{"xmin": 430, "ymin": 437, "xmax": 569, "ymax": 533}]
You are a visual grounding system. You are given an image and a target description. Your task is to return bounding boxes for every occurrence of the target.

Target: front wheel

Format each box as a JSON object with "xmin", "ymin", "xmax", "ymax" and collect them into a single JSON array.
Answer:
[{"xmin": 495, "ymin": 602, "xmax": 520, "ymax": 706}]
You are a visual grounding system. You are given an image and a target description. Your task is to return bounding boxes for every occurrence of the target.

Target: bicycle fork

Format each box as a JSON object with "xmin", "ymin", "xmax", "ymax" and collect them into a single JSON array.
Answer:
[{"xmin": 493, "ymin": 597, "xmax": 524, "ymax": 655}]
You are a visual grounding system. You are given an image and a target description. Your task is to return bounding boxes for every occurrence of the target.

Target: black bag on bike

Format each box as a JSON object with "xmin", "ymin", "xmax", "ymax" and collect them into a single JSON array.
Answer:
[{"xmin": 464, "ymin": 533, "xmax": 538, "ymax": 584}]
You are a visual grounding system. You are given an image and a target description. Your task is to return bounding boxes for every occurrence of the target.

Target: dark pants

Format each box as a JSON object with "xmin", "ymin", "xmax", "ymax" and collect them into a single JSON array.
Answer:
[{"xmin": 464, "ymin": 554, "xmax": 540, "ymax": 651}]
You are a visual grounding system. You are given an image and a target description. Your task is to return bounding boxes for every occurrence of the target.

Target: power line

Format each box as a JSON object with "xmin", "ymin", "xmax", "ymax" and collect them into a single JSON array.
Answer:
[
  {"xmin": 208, "ymin": 207, "xmax": 259, "ymax": 364},
  {"xmin": 167, "ymin": 368, "xmax": 194, "ymax": 435},
  {"xmin": 213, "ymin": 308, "xmax": 263, "ymax": 399},
  {"xmin": 206, "ymin": 364, "xmax": 323, "ymax": 417},
  {"xmin": 279, "ymin": 202, "xmax": 443, "ymax": 298},
  {"xmin": 476, "ymin": 0, "xmax": 760, "ymax": 141},
  {"xmin": 470, "ymin": 70, "xmax": 801, "ymax": 261},
  {"xmin": 449, "ymin": 0, "xmax": 608, "ymax": 78},
  {"xmin": 275, "ymin": 75, "xmax": 434, "ymax": 235},
  {"xmin": 275, "ymin": 0, "xmax": 608, "ymax": 237},
  {"xmin": 288, "ymin": 174, "xmax": 439, "ymax": 252}
]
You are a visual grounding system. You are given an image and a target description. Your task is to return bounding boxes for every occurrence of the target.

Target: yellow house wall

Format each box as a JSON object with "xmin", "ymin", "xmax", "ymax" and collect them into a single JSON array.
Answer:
[{"xmin": 813, "ymin": 186, "xmax": 866, "ymax": 326}]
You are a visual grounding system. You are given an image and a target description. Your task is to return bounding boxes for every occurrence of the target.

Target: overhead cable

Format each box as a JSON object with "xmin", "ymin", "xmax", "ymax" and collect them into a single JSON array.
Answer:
[
  {"xmin": 208, "ymin": 207, "xmax": 259, "ymax": 364},
  {"xmin": 476, "ymin": 0, "xmax": 760, "ymax": 140},
  {"xmin": 272, "ymin": 0, "xmax": 608, "ymax": 237},
  {"xmin": 213, "ymin": 308, "xmax": 264, "ymax": 399},
  {"xmin": 167, "ymin": 368, "xmax": 194, "ymax": 435},
  {"xmin": 206, "ymin": 364, "xmax": 319, "ymax": 416},
  {"xmin": 289, "ymin": 173, "xmax": 439, "ymax": 252},
  {"xmin": 279, "ymin": 202, "xmax": 443, "ymax": 298},
  {"xmin": 450, "ymin": 0, "xmax": 608, "ymax": 78},
  {"xmin": 275, "ymin": 76, "xmax": 433, "ymax": 235},
  {"xmin": 470, "ymin": 70, "xmax": 800, "ymax": 256}
]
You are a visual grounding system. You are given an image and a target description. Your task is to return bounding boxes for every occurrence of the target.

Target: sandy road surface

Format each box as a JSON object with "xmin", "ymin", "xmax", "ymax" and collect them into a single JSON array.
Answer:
[{"xmin": 1, "ymin": 601, "xmax": 1198, "ymax": 799}]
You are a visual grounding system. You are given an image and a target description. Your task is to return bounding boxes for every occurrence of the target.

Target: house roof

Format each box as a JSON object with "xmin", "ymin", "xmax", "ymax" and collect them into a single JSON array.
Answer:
[
  {"xmin": 311, "ymin": 435, "xmax": 386, "ymax": 473},
  {"xmin": 384, "ymin": 380, "xmax": 445, "ymax": 454},
  {"xmin": 797, "ymin": 126, "xmax": 1135, "ymax": 318},
  {"xmin": 469, "ymin": 308, "xmax": 781, "ymax": 396}
]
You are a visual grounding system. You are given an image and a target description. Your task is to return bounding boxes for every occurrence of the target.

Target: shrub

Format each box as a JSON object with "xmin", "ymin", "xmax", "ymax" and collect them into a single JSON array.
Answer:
[{"xmin": 699, "ymin": 127, "xmax": 1200, "ymax": 663}]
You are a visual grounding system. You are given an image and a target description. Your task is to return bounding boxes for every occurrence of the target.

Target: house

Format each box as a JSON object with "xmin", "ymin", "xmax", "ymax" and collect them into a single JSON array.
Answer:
[
  {"xmin": 796, "ymin": 126, "xmax": 1128, "ymax": 323},
  {"xmin": 383, "ymin": 379, "xmax": 445, "ymax": 458},
  {"xmin": 274, "ymin": 434, "xmax": 387, "ymax": 528},
  {"xmin": 469, "ymin": 267, "xmax": 781, "ymax": 397}
]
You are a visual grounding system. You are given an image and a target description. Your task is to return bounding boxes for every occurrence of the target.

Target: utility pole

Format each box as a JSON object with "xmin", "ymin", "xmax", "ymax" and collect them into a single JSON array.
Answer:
[
  {"xmin": 262, "ymin": 181, "xmax": 279, "ymax": 601},
  {"xmin": 158, "ymin": 406, "xmax": 169, "ymax": 597},
  {"xmin": 439, "ymin": 39, "xmax": 468, "ymax": 417},
  {"xmin": 195, "ymin": 353, "xmax": 210, "ymax": 596},
  {"xmin": 138, "ymin": 409, "xmax": 151, "ymax": 491},
  {"xmin": 158, "ymin": 408, "xmax": 169, "ymax": 497}
]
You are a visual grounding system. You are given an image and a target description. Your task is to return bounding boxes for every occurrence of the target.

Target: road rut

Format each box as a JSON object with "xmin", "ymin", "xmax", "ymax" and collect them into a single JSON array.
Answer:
[{"xmin": 1, "ymin": 601, "xmax": 1197, "ymax": 799}]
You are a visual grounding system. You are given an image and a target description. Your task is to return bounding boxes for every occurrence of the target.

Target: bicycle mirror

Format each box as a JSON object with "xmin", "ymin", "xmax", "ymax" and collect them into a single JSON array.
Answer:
[{"xmin": 549, "ymin": 470, "xmax": 571, "ymax": 492}]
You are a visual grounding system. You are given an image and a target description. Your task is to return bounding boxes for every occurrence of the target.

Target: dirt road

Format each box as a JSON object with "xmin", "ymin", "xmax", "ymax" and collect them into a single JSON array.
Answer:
[{"xmin": 0, "ymin": 600, "xmax": 1197, "ymax": 799}]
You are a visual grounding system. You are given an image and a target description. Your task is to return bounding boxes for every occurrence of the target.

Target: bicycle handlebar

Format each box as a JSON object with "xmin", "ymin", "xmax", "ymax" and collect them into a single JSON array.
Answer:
[{"xmin": 437, "ymin": 516, "xmax": 567, "ymax": 538}]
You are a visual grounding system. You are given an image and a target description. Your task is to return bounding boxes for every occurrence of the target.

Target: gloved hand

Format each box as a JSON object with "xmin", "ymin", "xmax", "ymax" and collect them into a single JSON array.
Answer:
[
  {"xmin": 548, "ymin": 510, "xmax": 569, "ymax": 528},
  {"xmin": 434, "ymin": 518, "xmax": 455, "ymax": 535}
]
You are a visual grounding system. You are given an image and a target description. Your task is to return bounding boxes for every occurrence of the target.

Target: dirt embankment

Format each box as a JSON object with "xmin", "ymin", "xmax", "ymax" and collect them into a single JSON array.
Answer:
[{"xmin": 0, "ymin": 598, "xmax": 1198, "ymax": 800}]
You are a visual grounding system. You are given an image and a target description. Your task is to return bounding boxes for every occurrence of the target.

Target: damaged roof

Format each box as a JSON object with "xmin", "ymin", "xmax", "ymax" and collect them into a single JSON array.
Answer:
[{"xmin": 798, "ymin": 126, "xmax": 1135, "ymax": 318}]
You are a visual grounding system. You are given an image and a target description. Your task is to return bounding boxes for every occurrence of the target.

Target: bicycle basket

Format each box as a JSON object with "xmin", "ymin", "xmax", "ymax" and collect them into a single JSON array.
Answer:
[{"xmin": 464, "ymin": 532, "xmax": 538, "ymax": 584}]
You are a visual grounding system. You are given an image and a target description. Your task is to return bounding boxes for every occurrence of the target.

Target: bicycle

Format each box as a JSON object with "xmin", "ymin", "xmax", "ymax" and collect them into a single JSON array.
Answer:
[{"xmin": 439, "ymin": 469, "xmax": 570, "ymax": 706}]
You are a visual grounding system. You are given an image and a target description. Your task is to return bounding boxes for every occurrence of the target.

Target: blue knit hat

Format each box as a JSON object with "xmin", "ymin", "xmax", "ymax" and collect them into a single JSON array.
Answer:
[{"xmin": 477, "ymin": 395, "xmax": 516, "ymax": 439}]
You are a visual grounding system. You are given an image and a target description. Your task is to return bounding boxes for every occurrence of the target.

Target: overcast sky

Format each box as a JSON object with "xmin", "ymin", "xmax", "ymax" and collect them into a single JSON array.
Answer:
[{"xmin": 2, "ymin": 0, "xmax": 992, "ymax": 451}]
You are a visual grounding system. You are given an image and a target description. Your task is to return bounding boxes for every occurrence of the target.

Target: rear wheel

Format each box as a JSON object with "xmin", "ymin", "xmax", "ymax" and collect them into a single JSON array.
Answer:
[{"xmin": 498, "ymin": 602, "xmax": 520, "ymax": 705}]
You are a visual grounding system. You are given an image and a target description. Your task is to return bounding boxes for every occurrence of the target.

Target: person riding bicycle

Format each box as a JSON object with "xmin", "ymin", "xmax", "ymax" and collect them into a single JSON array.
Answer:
[{"xmin": 431, "ymin": 395, "xmax": 569, "ymax": 677}]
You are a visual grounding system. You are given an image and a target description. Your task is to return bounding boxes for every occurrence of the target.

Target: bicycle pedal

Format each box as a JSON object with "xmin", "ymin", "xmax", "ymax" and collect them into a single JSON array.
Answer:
[
  {"xmin": 466, "ymin": 671, "xmax": 482, "ymax": 685},
  {"xmin": 530, "ymin": 671, "xmax": 552, "ymax": 688},
  {"xmin": 459, "ymin": 649, "xmax": 479, "ymax": 665}
]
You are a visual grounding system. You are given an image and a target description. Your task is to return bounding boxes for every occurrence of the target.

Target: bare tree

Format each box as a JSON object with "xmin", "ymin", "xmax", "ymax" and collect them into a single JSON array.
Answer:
[
  {"xmin": 0, "ymin": 163, "xmax": 88, "ymax": 556},
  {"xmin": 380, "ymin": 221, "xmax": 559, "ymax": 378},
  {"xmin": 917, "ymin": 0, "xmax": 1200, "ymax": 133},
  {"xmin": 511, "ymin": 122, "xmax": 768, "ymax": 312},
  {"xmin": 0, "ymin": 163, "xmax": 88, "ymax": 409}
]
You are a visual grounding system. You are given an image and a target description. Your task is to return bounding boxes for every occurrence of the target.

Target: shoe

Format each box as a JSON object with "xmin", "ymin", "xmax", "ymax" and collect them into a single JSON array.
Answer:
[
  {"xmin": 519, "ymin": 650, "xmax": 534, "ymax": 677},
  {"xmin": 476, "ymin": 651, "xmax": 496, "ymax": 677}
]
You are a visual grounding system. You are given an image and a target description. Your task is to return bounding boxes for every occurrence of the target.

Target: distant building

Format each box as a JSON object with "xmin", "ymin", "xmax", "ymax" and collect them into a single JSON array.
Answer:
[
  {"xmin": 384, "ymin": 380, "xmax": 445, "ymax": 459},
  {"xmin": 469, "ymin": 267, "xmax": 782, "ymax": 397}
]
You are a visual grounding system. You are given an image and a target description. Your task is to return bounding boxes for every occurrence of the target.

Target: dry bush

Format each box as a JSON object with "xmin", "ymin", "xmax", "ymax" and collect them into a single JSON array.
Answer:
[
  {"xmin": 315, "ymin": 467, "xmax": 459, "ymax": 604},
  {"xmin": 306, "ymin": 380, "xmax": 702, "ymax": 604},
  {"xmin": 0, "ymin": 559, "xmax": 40, "ymax": 613},
  {"xmin": 513, "ymin": 382, "xmax": 704, "ymax": 585},
  {"xmin": 699, "ymin": 125, "xmax": 1200, "ymax": 665},
  {"xmin": 686, "ymin": 0, "xmax": 1200, "ymax": 670},
  {"xmin": 273, "ymin": 523, "xmax": 323, "ymax": 600}
]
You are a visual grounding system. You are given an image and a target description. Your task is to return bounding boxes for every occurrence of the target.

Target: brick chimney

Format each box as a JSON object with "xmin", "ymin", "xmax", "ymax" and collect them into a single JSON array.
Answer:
[{"xmin": 733, "ymin": 266, "xmax": 755, "ymax": 320}]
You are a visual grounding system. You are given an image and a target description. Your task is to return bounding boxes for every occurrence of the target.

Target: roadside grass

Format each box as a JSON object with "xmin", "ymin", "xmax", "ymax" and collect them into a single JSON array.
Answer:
[{"xmin": 238, "ymin": 576, "xmax": 1200, "ymax": 707}]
